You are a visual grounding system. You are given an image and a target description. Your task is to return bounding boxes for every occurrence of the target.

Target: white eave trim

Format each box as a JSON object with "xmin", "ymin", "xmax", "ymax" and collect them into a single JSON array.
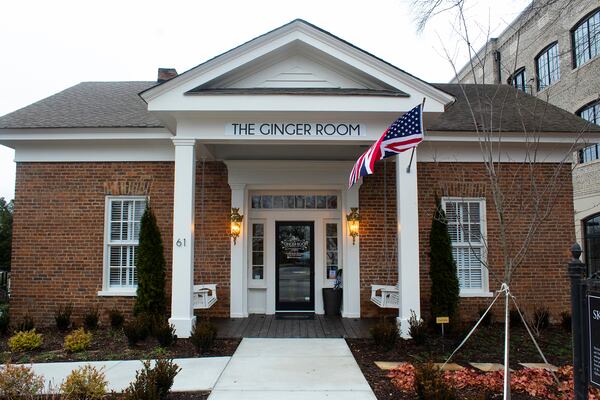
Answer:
[
  {"xmin": 140, "ymin": 20, "xmax": 455, "ymax": 108},
  {"xmin": 425, "ymin": 130, "xmax": 600, "ymax": 145},
  {"xmin": 0, "ymin": 127, "xmax": 172, "ymax": 141}
]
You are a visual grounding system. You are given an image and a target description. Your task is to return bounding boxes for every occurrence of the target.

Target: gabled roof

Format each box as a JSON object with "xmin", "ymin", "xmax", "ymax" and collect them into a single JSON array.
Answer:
[
  {"xmin": 0, "ymin": 80, "xmax": 597, "ymax": 134},
  {"xmin": 0, "ymin": 82, "xmax": 162, "ymax": 129}
]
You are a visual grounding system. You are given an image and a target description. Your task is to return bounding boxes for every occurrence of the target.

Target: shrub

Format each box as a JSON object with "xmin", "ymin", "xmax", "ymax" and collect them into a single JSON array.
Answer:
[
  {"xmin": 370, "ymin": 317, "xmax": 398, "ymax": 351},
  {"xmin": 414, "ymin": 362, "xmax": 457, "ymax": 400},
  {"xmin": 477, "ymin": 307, "xmax": 493, "ymax": 327},
  {"xmin": 560, "ymin": 311, "xmax": 571, "ymax": 331},
  {"xmin": 190, "ymin": 319, "xmax": 217, "ymax": 353},
  {"xmin": 122, "ymin": 359, "xmax": 180, "ymax": 400},
  {"xmin": 0, "ymin": 304, "xmax": 9, "ymax": 334},
  {"xmin": 153, "ymin": 320, "xmax": 177, "ymax": 348},
  {"xmin": 0, "ymin": 362, "xmax": 45, "ymax": 398},
  {"xmin": 408, "ymin": 310, "xmax": 427, "ymax": 345},
  {"xmin": 134, "ymin": 206, "xmax": 167, "ymax": 318},
  {"xmin": 428, "ymin": 200, "xmax": 460, "ymax": 324},
  {"xmin": 108, "ymin": 308, "xmax": 125, "ymax": 329},
  {"xmin": 55, "ymin": 304, "xmax": 73, "ymax": 332},
  {"xmin": 533, "ymin": 306, "xmax": 550, "ymax": 329},
  {"xmin": 83, "ymin": 308, "xmax": 100, "ymax": 330},
  {"xmin": 60, "ymin": 365, "xmax": 107, "ymax": 400},
  {"xmin": 509, "ymin": 308, "xmax": 522, "ymax": 327},
  {"xmin": 64, "ymin": 328, "xmax": 93, "ymax": 353},
  {"xmin": 15, "ymin": 314, "xmax": 34, "ymax": 332},
  {"xmin": 124, "ymin": 317, "xmax": 150, "ymax": 347},
  {"xmin": 8, "ymin": 329, "xmax": 42, "ymax": 352}
]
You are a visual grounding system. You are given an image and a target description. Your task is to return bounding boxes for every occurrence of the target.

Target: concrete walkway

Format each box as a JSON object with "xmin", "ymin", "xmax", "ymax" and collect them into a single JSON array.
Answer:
[
  {"xmin": 208, "ymin": 338, "xmax": 377, "ymax": 400},
  {"xmin": 27, "ymin": 357, "xmax": 230, "ymax": 393}
]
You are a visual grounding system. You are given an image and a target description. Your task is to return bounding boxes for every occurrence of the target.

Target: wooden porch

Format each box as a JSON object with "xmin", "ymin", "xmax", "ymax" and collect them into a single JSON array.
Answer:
[{"xmin": 213, "ymin": 314, "xmax": 377, "ymax": 339}]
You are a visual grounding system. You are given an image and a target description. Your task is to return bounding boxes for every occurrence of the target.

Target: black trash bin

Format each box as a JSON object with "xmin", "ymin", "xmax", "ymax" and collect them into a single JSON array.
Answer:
[{"xmin": 322, "ymin": 288, "xmax": 343, "ymax": 316}]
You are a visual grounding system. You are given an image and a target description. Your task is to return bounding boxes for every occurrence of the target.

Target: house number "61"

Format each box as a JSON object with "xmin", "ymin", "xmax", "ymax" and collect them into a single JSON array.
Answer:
[{"xmin": 176, "ymin": 239, "xmax": 187, "ymax": 247}]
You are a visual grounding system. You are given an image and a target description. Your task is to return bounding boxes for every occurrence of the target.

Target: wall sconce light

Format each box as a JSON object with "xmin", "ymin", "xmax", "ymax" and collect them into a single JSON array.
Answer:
[
  {"xmin": 230, "ymin": 207, "xmax": 243, "ymax": 244},
  {"xmin": 346, "ymin": 207, "xmax": 361, "ymax": 245}
]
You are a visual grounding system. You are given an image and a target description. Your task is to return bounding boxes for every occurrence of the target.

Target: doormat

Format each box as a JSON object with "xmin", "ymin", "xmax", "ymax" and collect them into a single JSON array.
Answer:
[{"xmin": 275, "ymin": 312, "xmax": 315, "ymax": 320}]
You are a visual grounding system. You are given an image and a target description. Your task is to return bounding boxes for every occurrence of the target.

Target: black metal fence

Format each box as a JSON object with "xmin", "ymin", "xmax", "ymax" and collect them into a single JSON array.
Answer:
[{"xmin": 569, "ymin": 243, "xmax": 600, "ymax": 399}]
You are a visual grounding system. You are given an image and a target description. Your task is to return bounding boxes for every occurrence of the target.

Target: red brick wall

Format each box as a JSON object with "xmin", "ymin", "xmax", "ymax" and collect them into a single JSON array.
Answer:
[
  {"xmin": 10, "ymin": 161, "xmax": 231, "ymax": 327},
  {"xmin": 360, "ymin": 161, "xmax": 574, "ymax": 322}
]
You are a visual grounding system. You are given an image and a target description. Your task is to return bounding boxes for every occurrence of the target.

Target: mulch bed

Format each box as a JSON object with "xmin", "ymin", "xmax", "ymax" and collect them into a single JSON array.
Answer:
[
  {"xmin": 1, "ymin": 327, "xmax": 240, "ymax": 364},
  {"xmin": 347, "ymin": 323, "xmax": 572, "ymax": 400}
]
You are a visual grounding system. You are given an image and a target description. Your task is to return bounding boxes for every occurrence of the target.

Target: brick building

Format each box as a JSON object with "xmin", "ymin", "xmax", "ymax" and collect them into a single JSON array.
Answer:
[
  {"xmin": 453, "ymin": 0, "xmax": 600, "ymax": 275},
  {"xmin": 0, "ymin": 20, "xmax": 598, "ymax": 338}
]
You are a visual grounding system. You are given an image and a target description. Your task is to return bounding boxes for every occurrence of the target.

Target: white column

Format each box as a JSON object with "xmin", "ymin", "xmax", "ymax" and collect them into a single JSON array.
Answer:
[
  {"xmin": 169, "ymin": 138, "xmax": 196, "ymax": 338},
  {"xmin": 229, "ymin": 183, "xmax": 248, "ymax": 318},
  {"xmin": 342, "ymin": 183, "xmax": 361, "ymax": 318},
  {"xmin": 396, "ymin": 151, "xmax": 421, "ymax": 338}
]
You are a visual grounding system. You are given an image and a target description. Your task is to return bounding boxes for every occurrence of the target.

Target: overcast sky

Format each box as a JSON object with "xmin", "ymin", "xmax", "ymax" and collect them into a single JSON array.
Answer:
[{"xmin": 0, "ymin": 0, "xmax": 530, "ymax": 201}]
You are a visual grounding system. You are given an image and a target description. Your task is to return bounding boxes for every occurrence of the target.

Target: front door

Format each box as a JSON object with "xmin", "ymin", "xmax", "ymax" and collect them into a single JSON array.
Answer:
[{"xmin": 276, "ymin": 221, "xmax": 315, "ymax": 311}]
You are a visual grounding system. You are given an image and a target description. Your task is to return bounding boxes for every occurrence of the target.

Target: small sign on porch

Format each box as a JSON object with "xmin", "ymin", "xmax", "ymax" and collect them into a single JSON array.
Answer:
[
  {"xmin": 436, "ymin": 316, "xmax": 449, "ymax": 338},
  {"xmin": 588, "ymin": 294, "xmax": 600, "ymax": 388}
]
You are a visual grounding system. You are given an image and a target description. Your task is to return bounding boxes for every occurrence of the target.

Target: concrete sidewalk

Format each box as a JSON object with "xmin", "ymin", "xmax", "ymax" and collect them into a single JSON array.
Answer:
[
  {"xmin": 208, "ymin": 338, "xmax": 377, "ymax": 400},
  {"xmin": 27, "ymin": 357, "xmax": 230, "ymax": 393}
]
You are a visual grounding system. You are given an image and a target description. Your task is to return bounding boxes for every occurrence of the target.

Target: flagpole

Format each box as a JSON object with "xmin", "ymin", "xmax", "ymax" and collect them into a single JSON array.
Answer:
[{"xmin": 406, "ymin": 98, "xmax": 426, "ymax": 173}]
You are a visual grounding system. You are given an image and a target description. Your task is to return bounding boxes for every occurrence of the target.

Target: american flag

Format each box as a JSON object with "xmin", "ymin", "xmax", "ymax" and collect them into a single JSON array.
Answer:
[{"xmin": 348, "ymin": 104, "xmax": 424, "ymax": 188}]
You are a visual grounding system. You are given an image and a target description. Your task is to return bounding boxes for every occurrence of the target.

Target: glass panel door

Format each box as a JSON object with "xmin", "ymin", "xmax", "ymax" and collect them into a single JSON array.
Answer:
[{"xmin": 276, "ymin": 221, "xmax": 314, "ymax": 311}]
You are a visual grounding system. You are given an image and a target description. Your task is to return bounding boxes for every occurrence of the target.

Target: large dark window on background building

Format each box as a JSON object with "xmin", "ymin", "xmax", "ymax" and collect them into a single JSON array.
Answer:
[
  {"xmin": 572, "ymin": 8, "xmax": 600, "ymax": 68},
  {"xmin": 584, "ymin": 214, "xmax": 600, "ymax": 276},
  {"xmin": 510, "ymin": 68, "xmax": 527, "ymax": 92},
  {"xmin": 536, "ymin": 42, "xmax": 560, "ymax": 90},
  {"xmin": 577, "ymin": 101, "xmax": 600, "ymax": 163}
]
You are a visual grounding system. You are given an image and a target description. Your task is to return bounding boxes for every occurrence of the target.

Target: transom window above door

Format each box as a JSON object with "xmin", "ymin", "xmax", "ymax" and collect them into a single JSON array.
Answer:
[{"xmin": 251, "ymin": 194, "xmax": 338, "ymax": 210}]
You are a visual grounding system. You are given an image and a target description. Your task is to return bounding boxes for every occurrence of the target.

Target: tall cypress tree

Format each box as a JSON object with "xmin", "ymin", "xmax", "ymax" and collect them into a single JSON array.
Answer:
[
  {"xmin": 134, "ymin": 206, "xmax": 167, "ymax": 317},
  {"xmin": 429, "ymin": 198, "xmax": 460, "ymax": 322}
]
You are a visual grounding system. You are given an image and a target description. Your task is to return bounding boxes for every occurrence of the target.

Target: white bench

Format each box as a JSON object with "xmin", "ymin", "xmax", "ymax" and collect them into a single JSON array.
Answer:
[{"xmin": 370, "ymin": 283, "xmax": 400, "ymax": 308}]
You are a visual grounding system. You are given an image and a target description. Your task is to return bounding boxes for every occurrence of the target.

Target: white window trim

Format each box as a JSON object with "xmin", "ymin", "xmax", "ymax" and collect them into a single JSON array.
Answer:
[
  {"xmin": 98, "ymin": 195, "xmax": 147, "ymax": 297},
  {"xmin": 441, "ymin": 197, "xmax": 493, "ymax": 297},
  {"xmin": 248, "ymin": 219, "xmax": 266, "ymax": 288},
  {"xmin": 324, "ymin": 219, "xmax": 342, "ymax": 282}
]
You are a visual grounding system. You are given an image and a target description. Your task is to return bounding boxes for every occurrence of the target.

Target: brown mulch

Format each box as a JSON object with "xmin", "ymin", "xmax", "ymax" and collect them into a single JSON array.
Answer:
[
  {"xmin": 1, "ymin": 327, "xmax": 240, "ymax": 364},
  {"xmin": 347, "ymin": 324, "xmax": 572, "ymax": 400}
]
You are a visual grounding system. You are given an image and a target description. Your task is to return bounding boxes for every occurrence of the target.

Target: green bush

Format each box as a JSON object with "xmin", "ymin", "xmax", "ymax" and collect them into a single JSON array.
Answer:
[
  {"xmin": 60, "ymin": 365, "xmax": 107, "ymax": 400},
  {"xmin": 369, "ymin": 317, "xmax": 398, "ymax": 351},
  {"xmin": 560, "ymin": 311, "xmax": 572, "ymax": 331},
  {"xmin": 428, "ymin": 200, "xmax": 460, "ymax": 325},
  {"xmin": 414, "ymin": 362, "xmax": 457, "ymax": 400},
  {"xmin": 0, "ymin": 304, "xmax": 9, "ymax": 334},
  {"xmin": 15, "ymin": 314, "xmax": 34, "ymax": 332},
  {"xmin": 124, "ymin": 317, "xmax": 150, "ymax": 347},
  {"xmin": 408, "ymin": 310, "xmax": 427, "ymax": 345},
  {"xmin": 134, "ymin": 206, "xmax": 167, "ymax": 318},
  {"xmin": 0, "ymin": 362, "xmax": 45, "ymax": 398},
  {"xmin": 122, "ymin": 359, "xmax": 180, "ymax": 400},
  {"xmin": 153, "ymin": 320, "xmax": 177, "ymax": 348},
  {"xmin": 55, "ymin": 304, "xmax": 73, "ymax": 332},
  {"xmin": 83, "ymin": 308, "xmax": 100, "ymax": 330},
  {"xmin": 510, "ymin": 308, "xmax": 522, "ymax": 327},
  {"xmin": 190, "ymin": 319, "xmax": 217, "ymax": 353},
  {"xmin": 8, "ymin": 329, "xmax": 42, "ymax": 352},
  {"xmin": 108, "ymin": 308, "xmax": 125, "ymax": 329},
  {"xmin": 64, "ymin": 328, "xmax": 92, "ymax": 353}
]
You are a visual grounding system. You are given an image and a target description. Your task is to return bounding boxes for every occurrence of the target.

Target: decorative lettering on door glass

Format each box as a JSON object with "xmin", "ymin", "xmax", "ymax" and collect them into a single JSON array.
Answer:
[
  {"xmin": 251, "ymin": 194, "xmax": 337, "ymax": 209},
  {"xmin": 281, "ymin": 236, "xmax": 309, "ymax": 259}
]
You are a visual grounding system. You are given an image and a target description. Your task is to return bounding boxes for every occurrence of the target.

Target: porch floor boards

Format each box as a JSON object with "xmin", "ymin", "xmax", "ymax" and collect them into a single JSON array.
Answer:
[{"xmin": 213, "ymin": 314, "xmax": 377, "ymax": 339}]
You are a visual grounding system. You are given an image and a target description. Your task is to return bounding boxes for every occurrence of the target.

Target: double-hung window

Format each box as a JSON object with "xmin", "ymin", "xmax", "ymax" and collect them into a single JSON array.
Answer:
[
  {"xmin": 572, "ymin": 9, "xmax": 600, "ymax": 68},
  {"xmin": 103, "ymin": 197, "xmax": 146, "ymax": 293},
  {"xmin": 510, "ymin": 68, "xmax": 527, "ymax": 92},
  {"xmin": 442, "ymin": 198, "xmax": 489, "ymax": 296},
  {"xmin": 577, "ymin": 101, "xmax": 600, "ymax": 163},
  {"xmin": 536, "ymin": 42, "xmax": 560, "ymax": 90}
]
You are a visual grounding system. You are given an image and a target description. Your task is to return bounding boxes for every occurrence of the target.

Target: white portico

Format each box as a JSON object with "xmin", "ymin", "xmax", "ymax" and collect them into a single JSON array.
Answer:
[{"xmin": 139, "ymin": 19, "xmax": 454, "ymax": 337}]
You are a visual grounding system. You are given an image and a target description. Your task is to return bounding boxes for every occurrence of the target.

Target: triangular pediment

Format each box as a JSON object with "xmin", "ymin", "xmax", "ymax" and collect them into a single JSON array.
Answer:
[{"xmin": 140, "ymin": 19, "xmax": 454, "ymax": 114}]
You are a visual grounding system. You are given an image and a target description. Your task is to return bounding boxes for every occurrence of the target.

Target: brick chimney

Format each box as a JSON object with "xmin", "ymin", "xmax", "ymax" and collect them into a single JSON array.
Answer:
[{"xmin": 157, "ymin": 68, "xmax": 178, "ymax": 83}]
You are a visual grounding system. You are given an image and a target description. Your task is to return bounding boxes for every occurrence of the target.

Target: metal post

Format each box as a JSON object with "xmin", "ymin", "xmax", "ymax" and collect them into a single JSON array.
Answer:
[
  {"xmin": 503, "ymin": 286, "xmax": 511, "ymax": 400},
  {"xmin": 569, "ymin": 243, "xmax": 587, "ymax": 400}
]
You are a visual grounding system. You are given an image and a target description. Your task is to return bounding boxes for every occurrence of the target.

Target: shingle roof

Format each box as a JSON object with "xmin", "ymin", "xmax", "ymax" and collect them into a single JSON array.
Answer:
[
  {"xmin": 0, "ymin": 81, "xmax": 162, "ymax": 129},
  {"xmin": 0, "ymin": 81, "xmax": 597, "ymax": 133},
  {"xmin": 430, "ymin": 83, "xmax": 600, "ymax": 133}
]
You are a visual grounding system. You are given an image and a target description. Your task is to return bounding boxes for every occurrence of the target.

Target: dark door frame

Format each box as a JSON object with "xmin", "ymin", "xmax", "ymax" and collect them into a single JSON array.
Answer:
[{"xmin": 275, "ymin": 221, "xmax": 315, "ymax": 311}]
